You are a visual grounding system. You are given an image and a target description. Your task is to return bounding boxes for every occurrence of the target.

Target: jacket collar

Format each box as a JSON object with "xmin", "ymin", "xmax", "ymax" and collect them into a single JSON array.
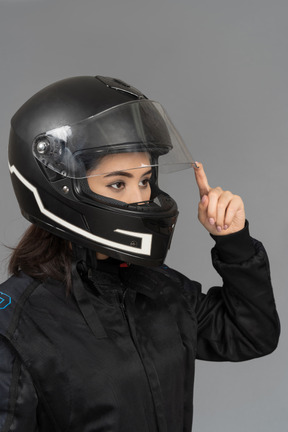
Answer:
[
  {"xmin": 80, "ymin": 256, "xmax": 163, "ymax": 300},
  {"xmin": 120, "ymin": 265, "xmax": 162, "ymax": 299}
]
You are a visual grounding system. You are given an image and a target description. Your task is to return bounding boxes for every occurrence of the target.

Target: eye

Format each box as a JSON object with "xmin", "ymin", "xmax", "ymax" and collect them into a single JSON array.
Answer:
[
  {"xmin": 139, "ymin": 178, "xmax": 151, "ymax": 188},
  {"xmin": 108, "ymin": 181, "xmax": 125, "ymax": 190}
]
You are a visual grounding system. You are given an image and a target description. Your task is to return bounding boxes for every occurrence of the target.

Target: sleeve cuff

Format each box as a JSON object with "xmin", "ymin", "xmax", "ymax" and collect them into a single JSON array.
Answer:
[{"xmin": 210, "ymin": 220, "xmax": 256, "ymax": 264}]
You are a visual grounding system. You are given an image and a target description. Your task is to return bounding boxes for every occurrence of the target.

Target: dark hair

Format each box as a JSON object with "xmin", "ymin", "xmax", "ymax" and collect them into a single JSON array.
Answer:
[{"xmin": 9, "ymin": 224, "xmax": 73, "ymax": 291}]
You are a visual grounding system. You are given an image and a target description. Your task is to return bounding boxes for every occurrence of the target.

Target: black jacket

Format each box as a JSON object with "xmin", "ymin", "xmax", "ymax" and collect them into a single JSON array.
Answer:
[{"xmin": 0, "ymin": 224, "xmax": 280, "ymax": 432}]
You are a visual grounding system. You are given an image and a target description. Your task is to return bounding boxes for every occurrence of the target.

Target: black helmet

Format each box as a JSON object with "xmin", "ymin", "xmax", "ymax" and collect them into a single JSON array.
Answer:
[{"xmin": 8, "ymin": 76, "xmax": 194, "ymax": 266}]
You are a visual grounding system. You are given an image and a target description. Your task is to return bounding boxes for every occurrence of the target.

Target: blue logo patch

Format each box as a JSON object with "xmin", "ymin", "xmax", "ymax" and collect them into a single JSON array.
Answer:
[{"xmin": 0, "ymin": 292, "xmax": 11, "ymax": 310}]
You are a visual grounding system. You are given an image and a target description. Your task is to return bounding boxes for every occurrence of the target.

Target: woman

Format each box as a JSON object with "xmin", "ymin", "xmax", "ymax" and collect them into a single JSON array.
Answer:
[{"xmin": 0, "ymin": 76, "xmax": 280, "ymax": 432}]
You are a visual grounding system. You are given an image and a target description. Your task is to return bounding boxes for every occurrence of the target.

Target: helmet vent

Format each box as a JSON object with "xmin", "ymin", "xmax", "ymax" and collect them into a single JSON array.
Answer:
[{"xmin": 96, "ymin": 76, "xmax": 147, "ymax": 99}]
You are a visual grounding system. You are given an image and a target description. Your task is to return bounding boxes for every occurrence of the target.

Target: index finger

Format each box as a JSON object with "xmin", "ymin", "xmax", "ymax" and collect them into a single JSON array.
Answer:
[{"xmin": 193, "ymin": 162, "xmax": 211, "ymax": 198}]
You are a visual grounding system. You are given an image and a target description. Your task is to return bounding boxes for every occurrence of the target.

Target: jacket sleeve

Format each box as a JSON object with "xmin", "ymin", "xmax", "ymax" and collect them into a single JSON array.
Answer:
[
  {"xmin": 194, "ymin": 221, "xmax": 280, "ymax": 361},
  {"xmin": 0, "ymin": 337, "xmax": 38, "ymax": 432}
]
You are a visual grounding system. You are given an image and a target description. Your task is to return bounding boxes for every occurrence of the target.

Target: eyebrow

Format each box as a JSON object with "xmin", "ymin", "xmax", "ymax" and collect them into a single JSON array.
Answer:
[{"xmin": 104, "ymin": 168, "xmax": 153, "ymax": 178}]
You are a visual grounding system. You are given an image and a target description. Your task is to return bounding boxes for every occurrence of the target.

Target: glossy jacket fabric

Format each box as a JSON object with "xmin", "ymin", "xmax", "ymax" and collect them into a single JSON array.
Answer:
[{"xmin": 0, "ymin": 224, "xmax": 280, "ymax": 432}]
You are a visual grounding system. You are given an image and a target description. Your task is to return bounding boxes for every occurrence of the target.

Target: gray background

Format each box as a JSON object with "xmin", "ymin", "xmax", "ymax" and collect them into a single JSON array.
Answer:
[{"xmin": 0, "ymin": 0, "xmax": 287, "ymax": 430}]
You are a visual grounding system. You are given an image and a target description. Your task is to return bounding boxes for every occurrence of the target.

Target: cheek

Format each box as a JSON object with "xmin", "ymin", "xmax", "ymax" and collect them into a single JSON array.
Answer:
[{"xmin": 87, "ymin": 177, "xmax": 105, "ymax": 195}]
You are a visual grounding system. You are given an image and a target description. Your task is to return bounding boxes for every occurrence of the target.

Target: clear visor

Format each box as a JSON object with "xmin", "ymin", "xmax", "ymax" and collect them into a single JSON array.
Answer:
[{"xmin": 32, "ymin": 100, "xmax": 195, "ymax": 179}]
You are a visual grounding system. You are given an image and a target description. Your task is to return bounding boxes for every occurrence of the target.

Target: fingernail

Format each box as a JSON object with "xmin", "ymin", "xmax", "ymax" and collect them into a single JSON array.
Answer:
[
  {"xmin": 209, "ymin": 218, "xmax": 215, "ymax": 225},
  {"xmin": 224, "ymin": 225, "xmax": 229, "ymax": 230},
  {"xmin": 217, "ymin": 226, "xmax": 222, "ymax": 232},
  {"xmin": 201, "ymin": 195, "xmax": 207, "ymax": 204},
  {"xmin": 194, "ymin": 161, "xmax": 200, "ymax": 169}
]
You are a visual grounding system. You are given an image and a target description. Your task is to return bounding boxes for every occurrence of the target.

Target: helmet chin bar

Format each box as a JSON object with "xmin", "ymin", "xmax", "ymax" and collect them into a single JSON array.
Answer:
[
  {"xmin": 9, "ymin": 161, "xmax": 178, "ymax": 266},
  {"xmin": 73, "ymin": 180, "xmax": 178, "ymax": 264}
]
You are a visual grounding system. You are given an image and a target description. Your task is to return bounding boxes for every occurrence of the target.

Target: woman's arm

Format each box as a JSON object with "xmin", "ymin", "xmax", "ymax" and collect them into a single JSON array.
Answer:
[
  {"xmin": 190, "ymin": 163, "xmax": 280, "ymax": 360},
  {"xmin": 195, "ymin": 223, "xmax": 280, "ymax": 361}
]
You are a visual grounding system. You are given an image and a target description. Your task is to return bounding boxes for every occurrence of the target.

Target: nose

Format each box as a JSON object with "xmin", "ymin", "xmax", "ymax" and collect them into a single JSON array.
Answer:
[{"xmin": 126, "ymin": 186, "xmax": 146, "ymax": 204}]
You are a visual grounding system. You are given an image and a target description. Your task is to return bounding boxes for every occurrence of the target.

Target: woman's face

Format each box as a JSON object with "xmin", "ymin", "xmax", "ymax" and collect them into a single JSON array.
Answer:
[{"xmin": 87, "ymin": 152, "xmax": 152, "ymax": 204}]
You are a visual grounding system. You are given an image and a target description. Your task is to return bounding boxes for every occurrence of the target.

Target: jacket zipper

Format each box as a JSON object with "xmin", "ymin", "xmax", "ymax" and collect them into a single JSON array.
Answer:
[{"xmin": 116, "ymin": 287, "xmax": 165, "ymax": 432}]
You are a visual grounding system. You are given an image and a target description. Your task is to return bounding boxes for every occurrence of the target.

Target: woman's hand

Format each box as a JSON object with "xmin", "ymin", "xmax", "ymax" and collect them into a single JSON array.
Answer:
[{"xmin": 193, "ymin": 162, "xmax": 245, "ymax": 236}]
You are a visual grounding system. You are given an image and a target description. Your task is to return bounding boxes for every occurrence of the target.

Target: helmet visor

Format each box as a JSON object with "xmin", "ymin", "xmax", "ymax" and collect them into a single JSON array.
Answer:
[{"xmin": 32, "ymin": 100, "xmax": 195, "ymax": 179}]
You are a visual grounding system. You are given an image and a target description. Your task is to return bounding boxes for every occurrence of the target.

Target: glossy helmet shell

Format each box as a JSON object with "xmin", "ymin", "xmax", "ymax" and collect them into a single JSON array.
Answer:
[{"xmin": 9, "ymin": 76, "xmax": 179, "ymax": 266}]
